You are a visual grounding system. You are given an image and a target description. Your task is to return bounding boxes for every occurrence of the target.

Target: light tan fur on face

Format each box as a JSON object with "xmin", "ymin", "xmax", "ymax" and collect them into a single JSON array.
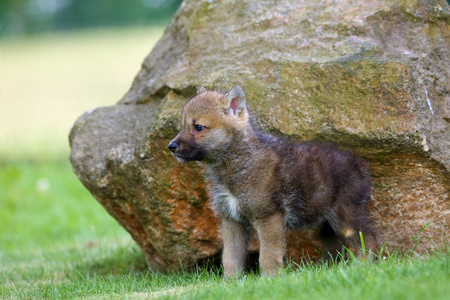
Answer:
[
  {"xmin": 182, "ymin": 91, "xmax": 249, "ymax": 132},
  {"xmin": 176, "ymin": 89, "xmax": 250, "ymax": 162}
]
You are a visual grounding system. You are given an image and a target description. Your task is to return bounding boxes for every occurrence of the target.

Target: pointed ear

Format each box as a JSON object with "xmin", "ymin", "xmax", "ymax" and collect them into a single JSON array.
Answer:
[
  {"xmin": 197, "ymin": 86, "xmax": 207, "ymax": 94},
  {"xmin": 221, "ymin": 85, "xmax": 246, "ymax": 116}
]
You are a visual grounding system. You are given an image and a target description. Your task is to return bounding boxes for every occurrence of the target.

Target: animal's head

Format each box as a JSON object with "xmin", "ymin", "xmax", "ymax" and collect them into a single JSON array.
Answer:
[{"xmin": 167, "ymin": 85, "xmax": 249, "ymax": 163}]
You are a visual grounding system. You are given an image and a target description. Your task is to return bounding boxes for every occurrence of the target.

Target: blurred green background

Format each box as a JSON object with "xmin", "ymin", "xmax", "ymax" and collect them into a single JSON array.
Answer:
[
  {"xmin": 0, "ymin": 0, "xmax": 180, "ymax": 258},
  {"xmin": 0, "ymin": 0, "xmax": 182, "ymax": 37}
]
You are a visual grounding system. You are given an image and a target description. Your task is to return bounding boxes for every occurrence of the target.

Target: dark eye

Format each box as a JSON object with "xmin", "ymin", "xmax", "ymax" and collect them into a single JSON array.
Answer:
[{"xmin": 194, "ymin": 125, "xmax": 205, "ymax": 131}]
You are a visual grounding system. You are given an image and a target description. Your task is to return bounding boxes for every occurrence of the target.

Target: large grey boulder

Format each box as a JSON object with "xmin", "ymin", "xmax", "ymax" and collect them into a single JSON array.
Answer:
[{"xmin": 70, "ymin": 0, "xmax": 449, "ymax": 271}]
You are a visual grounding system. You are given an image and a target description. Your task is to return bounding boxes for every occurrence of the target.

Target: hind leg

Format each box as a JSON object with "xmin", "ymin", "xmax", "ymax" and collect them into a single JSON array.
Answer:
[
  {"xmin": 329, "ymin": 203, "xmax": 380, "ymax": 262},
  {"xmin": 345, "ymin": 219, "xmax": 380, "ymax": 262},
  {"xmin": 316, "ymin": 221, "xmax": 346, "ymax": 263}
]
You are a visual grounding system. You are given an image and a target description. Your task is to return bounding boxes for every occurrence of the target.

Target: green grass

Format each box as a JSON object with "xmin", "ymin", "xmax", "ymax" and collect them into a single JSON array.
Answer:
[
  {"xmin": 0, "ymin": 160, "xmax": 128, "ymax": 252},
  {"xmin": 1, "ymin": 28, "xmax": 449, "ymax": 299},
  {"xmin": 1, "ymin": 218, "xmax": 449, "ymax": 300}
]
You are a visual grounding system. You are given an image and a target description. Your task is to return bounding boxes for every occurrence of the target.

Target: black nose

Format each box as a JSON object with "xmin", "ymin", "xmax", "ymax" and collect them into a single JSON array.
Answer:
[{"xmin": 167, "ymin": 142, "xmax": 178, "ymax": 153}]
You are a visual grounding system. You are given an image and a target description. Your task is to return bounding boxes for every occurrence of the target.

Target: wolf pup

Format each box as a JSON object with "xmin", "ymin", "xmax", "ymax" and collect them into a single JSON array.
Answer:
[{"xmin": 168, "ymin": 85, "xmax": 379, "ymax": 277}]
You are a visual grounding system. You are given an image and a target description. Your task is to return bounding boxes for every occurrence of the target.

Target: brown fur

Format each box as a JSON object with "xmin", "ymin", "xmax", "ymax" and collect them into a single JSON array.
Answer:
[{"xmin": 168, "ymin": 85, "xmax": 380, "ymax": 277}]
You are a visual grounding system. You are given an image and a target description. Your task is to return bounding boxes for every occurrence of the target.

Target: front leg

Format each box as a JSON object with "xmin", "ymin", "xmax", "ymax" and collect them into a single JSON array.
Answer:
[
  {"xmin": 221, "ymin": 218, "xmax": 249, "ymax": 278},
  {"xmin": 254, "ymin": 213, "xmax": 285, "ymax": 276}
]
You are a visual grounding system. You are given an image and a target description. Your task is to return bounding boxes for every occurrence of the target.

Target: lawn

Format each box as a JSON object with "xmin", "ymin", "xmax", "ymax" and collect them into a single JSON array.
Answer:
[{"xmin": 0, "ymin": 28, "xmax": 449, "ymax": 299}]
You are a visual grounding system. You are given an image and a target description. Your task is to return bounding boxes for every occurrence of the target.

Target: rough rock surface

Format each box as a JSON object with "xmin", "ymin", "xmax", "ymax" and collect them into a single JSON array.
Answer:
[{"xmin": 70, "ymin": 0, "xmax": 449, "ymax": 271}]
